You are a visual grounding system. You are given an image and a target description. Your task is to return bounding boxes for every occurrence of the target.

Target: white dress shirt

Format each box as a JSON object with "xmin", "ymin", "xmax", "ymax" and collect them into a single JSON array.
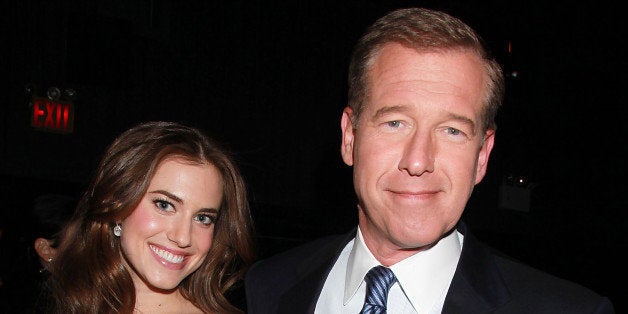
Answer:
[{"xmin": 315, "ymin": 227, "xmax": 463, "ymax": 314}]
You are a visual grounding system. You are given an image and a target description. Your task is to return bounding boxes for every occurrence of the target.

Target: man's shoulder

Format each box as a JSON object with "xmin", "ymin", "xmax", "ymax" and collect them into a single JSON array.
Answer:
[
  {"xmin": 493, "ymin": 250, "xmax": 609, "ymax": 300},
  {"xmin": 462, "ymin": 237, "xmax": 615, "ymax": 312},
  {"xmin": 451, "ymin": 224, "xmax": 615, "ymax": 312},
  {"xmin": 248, "ymin": 231, "xmax": 353, "ymax": 279},
  {"xmin": 244, "ymin": 231, "xmax": 355, "ymax": 313}
]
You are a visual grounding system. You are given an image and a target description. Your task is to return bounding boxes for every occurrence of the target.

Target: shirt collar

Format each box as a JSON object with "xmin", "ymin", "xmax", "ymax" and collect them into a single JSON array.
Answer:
[
  {"xmin": 343, "ymin": 226, "xmax": 463, "ymax": 311},
  {"xmin": 344, "ymin": 227, "xmax": 380, "ymax": 303}
]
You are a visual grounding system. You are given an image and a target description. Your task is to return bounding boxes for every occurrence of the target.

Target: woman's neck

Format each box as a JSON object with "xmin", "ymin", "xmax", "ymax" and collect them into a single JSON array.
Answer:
[{"xmin": 133, "ymin": 285, "xmax": 203, "ymax": 313}]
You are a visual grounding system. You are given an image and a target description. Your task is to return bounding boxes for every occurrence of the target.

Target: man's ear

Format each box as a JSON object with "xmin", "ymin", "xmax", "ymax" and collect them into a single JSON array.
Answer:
[
  {"xmin": 475, "ymin": 129, "xmax": 495, "ymax": 184},
  {"xmin": 340, "ymin": 107, "xmax": 356, "ymax": 166},
  {"xmin": 34, "ymin": 237, "xmax": 54, "ymax": 261}
]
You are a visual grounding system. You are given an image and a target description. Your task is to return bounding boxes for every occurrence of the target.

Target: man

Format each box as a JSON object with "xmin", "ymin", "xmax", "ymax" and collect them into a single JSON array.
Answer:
[{"xmin": 245, "ymin": 7, "xmax": 615, "ymax": 314}]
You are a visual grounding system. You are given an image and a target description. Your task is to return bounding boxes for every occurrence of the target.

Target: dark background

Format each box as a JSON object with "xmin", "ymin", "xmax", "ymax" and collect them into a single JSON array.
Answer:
[{"xmin": 1, "ymin": 0, "xmax": 626, "ymax": 311}]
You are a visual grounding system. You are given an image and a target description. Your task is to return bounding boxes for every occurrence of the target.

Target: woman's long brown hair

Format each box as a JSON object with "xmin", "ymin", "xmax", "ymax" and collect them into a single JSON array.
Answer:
[{"xmin": 48, "ymin": 121, "xmax": 256, "ymax": 313}]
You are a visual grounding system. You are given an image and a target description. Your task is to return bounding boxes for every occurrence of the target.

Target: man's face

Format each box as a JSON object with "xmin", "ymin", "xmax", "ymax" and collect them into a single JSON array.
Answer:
[{"xmin": 340, "ymin": 43, "xmax": 494, "ymax": 264}]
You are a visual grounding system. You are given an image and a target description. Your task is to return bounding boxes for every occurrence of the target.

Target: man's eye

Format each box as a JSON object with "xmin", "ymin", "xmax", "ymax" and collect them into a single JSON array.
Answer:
[
  {"xmin": 386, "ymin": 120, "xmax": 402, "ymax": 128},
  {"xmin": 445, "ymin": 127, "xmax": 462, "ymax": 136},
  {"xmin": 195, "ymin": 213, "xmax": 216, "ymax": 226}
]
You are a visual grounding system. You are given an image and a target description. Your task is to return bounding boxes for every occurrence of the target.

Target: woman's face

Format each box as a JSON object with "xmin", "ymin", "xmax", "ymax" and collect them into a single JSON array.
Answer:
[{"xmin": 119, "ymin": 157, "xmax": 223, "ymax": 291}]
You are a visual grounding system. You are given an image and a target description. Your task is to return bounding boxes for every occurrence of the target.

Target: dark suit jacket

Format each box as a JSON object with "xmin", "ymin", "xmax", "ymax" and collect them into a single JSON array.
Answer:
[{"xmin": 245, "ymin": 222, "xmax": 615, "ymax": 314}]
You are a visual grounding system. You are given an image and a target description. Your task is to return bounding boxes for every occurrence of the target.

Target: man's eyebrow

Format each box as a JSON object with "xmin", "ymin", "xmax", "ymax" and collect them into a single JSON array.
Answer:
[
  {"xmin": 446, "ymin": 112, "xmax": 477, "ymax": 136},
  {"xmin": 371, "ymin": 105, "xmax": 407, "ymax": 120},
  {"xmin": 148, "ymin": 190, "xmax": 183, "ymax": 204}
]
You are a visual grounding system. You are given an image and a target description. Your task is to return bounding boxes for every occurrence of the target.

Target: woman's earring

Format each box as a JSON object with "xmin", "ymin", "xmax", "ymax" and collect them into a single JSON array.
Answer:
[
  {"xmin": 39, "ymin": 257, "xmax": 53, "ymax": 273},
  {"xmin": 113, "ymin": 223, "xmax": 122, "ymax": 237}
]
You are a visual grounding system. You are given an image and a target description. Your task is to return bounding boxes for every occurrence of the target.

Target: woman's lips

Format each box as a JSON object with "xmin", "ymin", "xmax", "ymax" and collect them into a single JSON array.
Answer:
[{"xmin": 149, "ymin": 244, "xmax": 188, "ymax": 269}]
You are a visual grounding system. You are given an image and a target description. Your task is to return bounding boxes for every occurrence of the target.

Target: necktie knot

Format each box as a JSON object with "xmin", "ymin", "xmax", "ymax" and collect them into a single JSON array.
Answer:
[{"xmin": 360, "ymin": 265, "xmax": 397, "ymax": 314}]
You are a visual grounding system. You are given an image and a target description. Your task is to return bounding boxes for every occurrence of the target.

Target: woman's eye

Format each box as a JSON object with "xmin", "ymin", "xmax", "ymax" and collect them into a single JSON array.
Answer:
[
  {"xmin": 195, "ymin": 213, "xmax": 216, "ymax": 226},
  {"xmin": 154, "ymin": 199, "xmax": 174, "ymax": 212}
]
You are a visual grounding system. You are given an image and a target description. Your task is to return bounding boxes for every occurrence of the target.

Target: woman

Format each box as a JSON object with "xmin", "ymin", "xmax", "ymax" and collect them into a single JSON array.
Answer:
[
  {"xmin": 30, "ymin": 194, "xmax": 76, "ymax": 312},
  {"xmin": 48, "ymin": 121, "xmax": 256, "ymax": 313},
  {"xmin": 31, "ymin": 194, "xmax": 76, "ymax": 271},
  {"xmin": 0, "ymin": 194, "xmax": 76, "ymax": 313}
]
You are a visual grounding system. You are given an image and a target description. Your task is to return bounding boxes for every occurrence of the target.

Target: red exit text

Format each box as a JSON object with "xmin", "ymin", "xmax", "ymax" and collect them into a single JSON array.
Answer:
[{"xmin": 31, "ymin": 98, "xmax": 74, "ymax": 133}]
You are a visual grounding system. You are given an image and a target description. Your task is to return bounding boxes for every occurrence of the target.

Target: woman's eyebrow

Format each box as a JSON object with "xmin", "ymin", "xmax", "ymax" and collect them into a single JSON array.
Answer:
[{"xmin": 148, "ymin": 190, "xmax": 183, "ymax": 204}]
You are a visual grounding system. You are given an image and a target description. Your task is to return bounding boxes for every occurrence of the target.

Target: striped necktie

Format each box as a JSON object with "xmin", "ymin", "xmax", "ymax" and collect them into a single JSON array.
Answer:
[{"xmin": 360, "ymin": 265, "xmax": 397, "ymax": 314}]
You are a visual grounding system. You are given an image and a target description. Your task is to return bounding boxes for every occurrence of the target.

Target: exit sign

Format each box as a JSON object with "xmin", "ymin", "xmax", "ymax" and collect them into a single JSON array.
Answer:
[{"xmin": 31, "ymin": 97, "xmax": 74, "ymax": 133}]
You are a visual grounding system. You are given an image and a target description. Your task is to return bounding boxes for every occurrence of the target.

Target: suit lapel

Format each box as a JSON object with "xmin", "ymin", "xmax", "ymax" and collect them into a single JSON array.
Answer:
[
  {"xmin": 277, "ymin": 230, "xmax": 356, "ymax": 314},
  {"xmin": 442, "ymin": 222, "xmax": 511, "ymax": 312}
]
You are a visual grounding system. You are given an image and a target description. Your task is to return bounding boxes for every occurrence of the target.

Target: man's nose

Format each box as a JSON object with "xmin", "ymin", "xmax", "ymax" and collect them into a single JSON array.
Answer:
[{"xmin": 398, "ymin": 131, "xmax": 435, "ymax": 176}]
